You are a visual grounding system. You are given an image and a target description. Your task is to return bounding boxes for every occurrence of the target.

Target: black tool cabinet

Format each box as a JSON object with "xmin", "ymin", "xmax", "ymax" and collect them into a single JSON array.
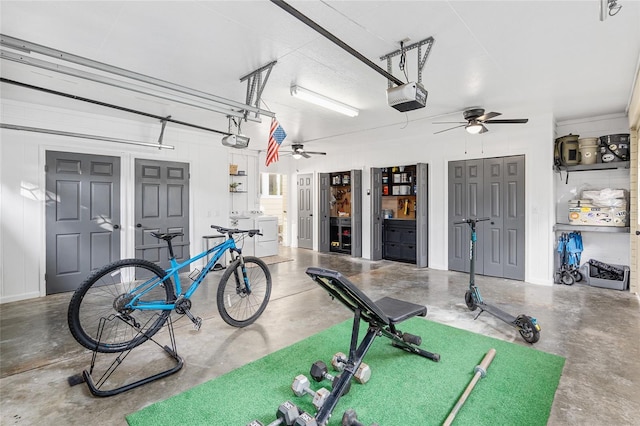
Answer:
[{"xmin": 383, "ymin": 219, "xmax": 416, "ymax": 263}]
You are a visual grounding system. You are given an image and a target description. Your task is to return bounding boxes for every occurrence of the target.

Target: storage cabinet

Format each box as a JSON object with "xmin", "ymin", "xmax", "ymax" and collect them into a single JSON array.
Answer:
[
  {"xmin": 554, "ymin": 162, "xmax": 630, "ymax": 233},
  {"xmin": 382, "ymin": 166, "xmax": 416, "ymax": 197},
  {"xmin": 319, "ymin": 169, "xmax": 362, "ymax": 257},
  {"xmin": 553, "ymin": 121, "xmax": 631, "ymax": 287},
  {"xmin": 330, "ymin": 217, "xmax": 352, "ymax": 254},
  {"xmin": 383, "ymin": 220, "xmax": 416, "ymax": 263},
  {"xmin": 383, "ymin": 219, "xmax": 416, "ymax": 263}
]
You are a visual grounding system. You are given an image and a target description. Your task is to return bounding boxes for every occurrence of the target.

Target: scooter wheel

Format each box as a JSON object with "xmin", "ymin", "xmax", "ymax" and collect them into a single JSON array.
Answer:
[
  {"xmin": 561, "ymin": 271, "xmax": 575, "ymax": 286},
  {"xmin": 517, "ymin": 315, "xmax": 540, "ymax": 344},
  {"xmin": 464, "ymin": 290, "xmax": 477, "ymax": 311}
]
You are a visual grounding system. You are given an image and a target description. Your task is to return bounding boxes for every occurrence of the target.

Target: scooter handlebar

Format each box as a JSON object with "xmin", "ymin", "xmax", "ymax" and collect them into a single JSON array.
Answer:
[{"xmin": 454, "ymin": 217, "xmax": 491, "ymax": 225}]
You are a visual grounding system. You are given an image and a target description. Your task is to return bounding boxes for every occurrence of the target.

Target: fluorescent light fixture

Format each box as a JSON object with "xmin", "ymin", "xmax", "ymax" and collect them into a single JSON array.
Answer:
[
  {"xmin": 292, "ymin": 153, "xmax": 303, "ymax": 160},
  {"xmin": 290, "ymin": 85, "xmax": 359, "ymax": 117},
  {"xmin": 465, "ymin": 122, "xmax": 485, "ymax": 134}
]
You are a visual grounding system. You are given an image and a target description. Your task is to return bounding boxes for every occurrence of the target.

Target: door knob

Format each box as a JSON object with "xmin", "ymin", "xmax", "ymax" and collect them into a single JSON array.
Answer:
[
  {"xmin": 636, "ymin": 230, "xmax": 640, "ymax": 236},
  {"xmin": 136, "ymin": 223, "xmax": 142, "ymax": 228},
  {"xmin": 113, "ymin": 224, "xmax": 120, "ymax": 229}
]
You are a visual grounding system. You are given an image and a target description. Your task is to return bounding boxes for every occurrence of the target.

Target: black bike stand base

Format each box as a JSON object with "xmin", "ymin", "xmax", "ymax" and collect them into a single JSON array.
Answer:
[{"xmin": 68, "ymin": 315, "xmax": 184, "ymax": 397}]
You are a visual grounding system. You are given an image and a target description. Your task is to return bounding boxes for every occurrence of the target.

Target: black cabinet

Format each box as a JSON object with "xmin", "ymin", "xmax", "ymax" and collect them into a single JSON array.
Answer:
[
  {"xmin": 330, "ymin": 217, "xmax": 352, "ymax": 254},
  {"xmin": 383, "ymin": 219, "xmax": 416, "ymax": 263}
]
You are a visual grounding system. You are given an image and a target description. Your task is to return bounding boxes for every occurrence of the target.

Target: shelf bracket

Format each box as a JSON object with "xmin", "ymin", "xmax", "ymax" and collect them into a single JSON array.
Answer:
[
  {"xmin": 239, "ymin": 61, "xmax": 277, "ymax": 121},
  {"xmin": 380, "ymin": 37, "xmax": 435, "ymax": 88}
]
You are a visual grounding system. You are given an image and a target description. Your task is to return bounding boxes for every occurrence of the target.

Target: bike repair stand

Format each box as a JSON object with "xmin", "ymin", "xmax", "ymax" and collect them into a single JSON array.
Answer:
[
  {"xmin": 456, "ymin": 217, "xmax": 541, "ymax": 344},
  {"xmin": 67, "ymin": 314, "xmax": 183, "ymax": 397}
]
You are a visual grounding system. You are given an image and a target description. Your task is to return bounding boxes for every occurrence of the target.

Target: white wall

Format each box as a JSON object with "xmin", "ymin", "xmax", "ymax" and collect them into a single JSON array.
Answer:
[
  {"xmin": 4, "ymin": 97, "xmax": 620, "ymax": 303},
  {"xmin": 283, "ymin": 112, "xmax": 556, "ymax": 286},
  {"xmin": 0, "ymin": 100, "xmax": 230, "ymax": 303}
]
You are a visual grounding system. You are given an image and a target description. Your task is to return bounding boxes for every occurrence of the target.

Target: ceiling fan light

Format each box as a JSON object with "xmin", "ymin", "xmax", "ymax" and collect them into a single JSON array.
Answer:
[
  {"xmin": 290, "ymin": 85, "xmax": 359, "ymax": 117},
  {"xmin": 292, "ymin": 153, "xmax": 302, "ymax": 160},
  {"xmin": 465, "ymin": 122, "xmax": 484, "ymax": 134}
]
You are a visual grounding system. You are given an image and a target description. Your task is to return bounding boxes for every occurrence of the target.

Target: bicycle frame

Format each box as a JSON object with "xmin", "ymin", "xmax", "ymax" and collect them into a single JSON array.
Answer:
[{"xmin": 125, "ymin": 236, "xmax": 242, "ymax": 311}]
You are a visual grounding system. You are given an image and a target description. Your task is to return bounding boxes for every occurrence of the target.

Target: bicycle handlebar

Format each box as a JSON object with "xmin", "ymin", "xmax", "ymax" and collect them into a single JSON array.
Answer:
[
  {"xmin": 454, "ymin": 217, "xmax": 491, "ymax": 225},
  {"xmin": 211, "ymin": 225, "xmax": 263, "ymax": 237}
]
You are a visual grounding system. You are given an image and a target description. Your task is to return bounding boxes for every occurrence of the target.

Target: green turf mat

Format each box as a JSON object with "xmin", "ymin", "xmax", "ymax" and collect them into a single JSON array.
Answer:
[{"xmin": 126, "ymin": 318, "xmax": 564, "ymax": 426}]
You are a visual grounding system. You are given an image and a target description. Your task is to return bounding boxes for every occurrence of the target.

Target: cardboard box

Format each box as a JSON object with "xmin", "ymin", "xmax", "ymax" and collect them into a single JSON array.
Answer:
[
  {"xmin": 229, "ymin": 164, "xmax": 238, "ymax": 175},
  {"xmin": 568, "ymin": 200, "xmax": 627, "ymax": 227}
]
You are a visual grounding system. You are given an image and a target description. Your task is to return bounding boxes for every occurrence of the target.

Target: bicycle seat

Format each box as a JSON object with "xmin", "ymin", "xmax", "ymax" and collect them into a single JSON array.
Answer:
[{"xmin": 150, "ymin": 232, "xmax": 184, "ymax": 241}]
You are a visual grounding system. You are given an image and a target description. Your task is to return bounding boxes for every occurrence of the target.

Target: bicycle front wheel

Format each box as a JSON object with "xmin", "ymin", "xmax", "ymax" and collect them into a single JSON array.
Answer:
[
  {"xmin": 217, "ymin": 256, "xmax": 272, "ymax": 327},
  {"xmin": 68, "ymin": 259, "xmax": 175, "ymax": 353}
]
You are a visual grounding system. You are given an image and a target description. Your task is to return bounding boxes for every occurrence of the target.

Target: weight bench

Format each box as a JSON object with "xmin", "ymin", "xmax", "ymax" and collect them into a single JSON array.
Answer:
[{"xmin": 305, "ymin": 267, "xmax": 440, "ymax": 426}]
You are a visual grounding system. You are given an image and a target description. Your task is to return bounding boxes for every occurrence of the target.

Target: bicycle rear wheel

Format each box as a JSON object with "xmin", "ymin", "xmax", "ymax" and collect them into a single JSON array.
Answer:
[
  {"xmin": 217, "ymin": 256, "xmax": 271, "ymax": 327},
  {"xmin": 68, "ymin": 259, "xmax": 175, "ymax": 353}
]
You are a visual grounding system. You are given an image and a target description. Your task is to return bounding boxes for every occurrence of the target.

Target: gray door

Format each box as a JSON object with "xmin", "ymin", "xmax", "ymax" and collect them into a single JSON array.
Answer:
[
  {"xmin": 448, "ymin": 161, "xmax": 465, "ymax": 272},
  {"xmin": 350, "ymin": 170, "xmax": 363, "ymax": 258},
  {"xmin": 297, "ymin": 173, "xmax": 313, "ymax": 250},
  {"xmin": 45, "ymin": 151, "xmax": 121, "ymax": 294},
  {"xmin": 318, "ymin": 173, "xmax": 330, "ymax": 253},
  {"xmin": 416, "ymin": 163, "xmax": 429, "ymax": 267},
  {"xmin": 499, "ymin": 156, "xmax": 525, "ymax": 280},
  {"xmin": 370, "ymin": 168, "xmax": 383, "ymax": 260},
  {"xmin": 135, "ymin": 159, "xmax": 189, "ymax": 270},
  {"xmin": 448, "ymin": 160, "xmax": 483, "ymax": 273},
  {"xmin": 448, "ymin": 156, "xmax": 525, "ymax": 280}
]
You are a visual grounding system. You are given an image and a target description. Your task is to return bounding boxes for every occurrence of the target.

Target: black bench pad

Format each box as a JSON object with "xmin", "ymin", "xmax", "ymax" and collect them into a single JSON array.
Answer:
[{"xmin": 374, "ymin": 296, "xmax": 427, "ymax": 324}]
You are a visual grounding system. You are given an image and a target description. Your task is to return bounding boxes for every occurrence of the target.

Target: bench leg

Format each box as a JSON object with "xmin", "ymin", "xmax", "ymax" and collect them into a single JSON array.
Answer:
[
  {"xmin": 314, "ymin": 327, "xmax": 377, "ymax": 426},
  {"xmin": 381, "ymin": 326, "xmax": 440, "ymax": 362}
]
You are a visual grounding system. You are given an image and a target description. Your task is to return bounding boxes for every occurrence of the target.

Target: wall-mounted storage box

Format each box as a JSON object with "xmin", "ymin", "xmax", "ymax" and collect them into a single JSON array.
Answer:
[
  {"xmin": 229, "ymin": 164, "xmax": 238, "ymax": 175},
  {"xmin": 568, "ymin": 200, "xmax": 627, "ymax": 227}
]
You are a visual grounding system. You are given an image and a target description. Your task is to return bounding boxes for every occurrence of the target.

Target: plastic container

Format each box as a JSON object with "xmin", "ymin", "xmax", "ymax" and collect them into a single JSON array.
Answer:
[
  {"xmin": 599, "ymin": 134, "xmax": 630, "ymax": 163},
  {"xmin": 578, "ymin": 138, "xmax": 599, "ymax": 165},
  {"xmin": 584, "ymin": 261, "xmax": 629, "ymax": 291}
]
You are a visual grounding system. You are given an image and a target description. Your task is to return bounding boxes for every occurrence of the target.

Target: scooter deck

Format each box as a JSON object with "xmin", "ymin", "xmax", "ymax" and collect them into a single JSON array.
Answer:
[{"xmin": 476, "ymin": 301, "xmax": 517, "ymax": 326}]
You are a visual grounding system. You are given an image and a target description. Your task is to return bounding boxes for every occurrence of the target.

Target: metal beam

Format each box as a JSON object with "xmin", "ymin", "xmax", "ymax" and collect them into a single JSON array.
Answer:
[
  {"xmin": 1, "ymin": 78, "xmax": 232, "ymax": 136},
  {"xmin": 380, "ymin": 37, "xmax": 435, "ymax": 88},
  {"xmin": 1, "ymin": 123, "xmax": 176, "ymax": 150},
  {"xmin": 0, "ymin": 34, "xmax": 275, "ymax": 120},
  {"xmin": 270, "ymin": 0, "xmax": 404, "ymax": 87}
]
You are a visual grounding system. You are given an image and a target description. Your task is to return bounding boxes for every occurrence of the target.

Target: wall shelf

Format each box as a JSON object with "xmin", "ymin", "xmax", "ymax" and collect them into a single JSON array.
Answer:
[
  {"xmin": 555, "ymin": 161, "xmax": 630, "ymax": 172},
  {"xmin": 554, "ymin": 224, "xmax": 629, "ymax": 233}
]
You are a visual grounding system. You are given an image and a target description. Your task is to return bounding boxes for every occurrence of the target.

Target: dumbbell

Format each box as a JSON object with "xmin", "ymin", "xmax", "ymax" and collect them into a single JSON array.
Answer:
[
  {"xmin": 341, "ymin": 409, "xmax": 379, "ymax": 426},
  {"xmin": 291, "ymin": 374, "xmax": 330, "ymax": 410},
  {"xmin": 331, "ymin": 352, "xmax": 372, "ymax": 384},
  {"xmin": 246, "ymin": 400, "xmax": 301, "ymax": 426},
  {"xmin": 293, "ymin": 412, "xmax": 317, "ymax": 426},
  {"xmin": 310, "ymin": 360, "xmax": 351, "ymax": 395}
]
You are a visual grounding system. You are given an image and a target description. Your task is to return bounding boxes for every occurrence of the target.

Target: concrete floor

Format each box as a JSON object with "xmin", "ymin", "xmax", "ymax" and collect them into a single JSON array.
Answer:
[{"xmin": 1, "ymin": 246, "xmax": 639, "ymax": 425}]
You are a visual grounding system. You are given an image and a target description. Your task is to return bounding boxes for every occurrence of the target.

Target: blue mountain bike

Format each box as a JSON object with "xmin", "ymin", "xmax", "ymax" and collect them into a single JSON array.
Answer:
[{"xmin": 68, "ymin": 225, "xmax": 272, "ymax": 353}]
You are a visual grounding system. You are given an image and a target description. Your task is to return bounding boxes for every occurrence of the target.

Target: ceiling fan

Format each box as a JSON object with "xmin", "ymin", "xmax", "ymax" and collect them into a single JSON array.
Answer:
[
  {"xmin": 433, "ymin": 108, "xmax": 529, "ymax": 134},
  {"xmin": 286, "ymin": 143, "xmax": 327, "ymax": 159}
]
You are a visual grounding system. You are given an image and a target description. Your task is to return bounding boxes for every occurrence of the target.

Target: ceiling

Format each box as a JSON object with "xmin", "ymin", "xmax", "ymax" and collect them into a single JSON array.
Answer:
[{"xmin": 1, "ymin": 1, "xmax": 639, "ymax": 152}]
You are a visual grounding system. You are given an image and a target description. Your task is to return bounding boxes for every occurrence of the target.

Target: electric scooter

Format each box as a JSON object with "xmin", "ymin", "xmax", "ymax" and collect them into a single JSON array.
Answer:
[{"xmin": 455, "ymin": 217, "xmax": 541, "ymax": 344}]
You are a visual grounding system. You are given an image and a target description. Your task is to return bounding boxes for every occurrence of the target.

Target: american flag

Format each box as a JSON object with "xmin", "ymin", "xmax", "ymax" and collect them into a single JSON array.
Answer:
[{"xmin": 265, "ymin": 117, "xmax": 287, "ymax": 167}]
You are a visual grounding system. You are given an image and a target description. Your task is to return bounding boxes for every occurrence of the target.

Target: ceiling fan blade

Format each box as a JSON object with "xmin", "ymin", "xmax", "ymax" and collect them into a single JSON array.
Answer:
[
  {"xmin": 479, "ymin": 124, "xmax": 489, "ymax": 134},
  {"xmin": 433, "ymin": 121, "xmax": 466, "ymax": 124},
  {"xmin": 305, "ymin": 151, "xmax": 327, "ymax": 156},
  {"xmin": 484, "ymin": 118, "xmax": 529, "ymax": 124},
  {"xmin": 434, "ymin": 124, "xmax": 467, "ymax": 134},
  {"xmin": 301, "ymin": 151, "xmax": 311, "ymax": 158},
  {"xmin": 476, "ymin": 111, "xmax": 501, "ymax": 121}
]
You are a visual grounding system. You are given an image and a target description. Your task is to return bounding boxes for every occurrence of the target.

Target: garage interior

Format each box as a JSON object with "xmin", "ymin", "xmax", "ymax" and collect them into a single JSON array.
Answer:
[{"xmin": 1, "ymin": 1, "xmax": 640, "ymax": 425}]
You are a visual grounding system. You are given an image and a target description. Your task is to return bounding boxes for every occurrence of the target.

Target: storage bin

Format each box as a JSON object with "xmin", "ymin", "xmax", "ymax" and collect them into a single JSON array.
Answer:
[
  {"xmin": 585, "ymin": 261, "xmax": 629, "ymax": 291},
  {"xmin": 229, "ymin": 164, "xmax": 238, "ymax": 175}
]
